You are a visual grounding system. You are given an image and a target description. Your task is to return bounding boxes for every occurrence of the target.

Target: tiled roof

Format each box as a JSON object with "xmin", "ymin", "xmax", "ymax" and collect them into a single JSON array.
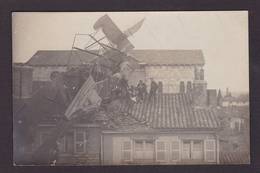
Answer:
[
  {"xmin": 128, "ymin": 49, "xmax": 204, "ymax": 65},
  {"xmin": 118, "ymin": 93, "xmax": 220, "ymax": 129},
  {"xmin": 26, "ymin": 49, "xmax": 204, "ymax": 66},
  {"xmin": 220, "ymin": 152, "xmax": 250, "ymax": 164}
]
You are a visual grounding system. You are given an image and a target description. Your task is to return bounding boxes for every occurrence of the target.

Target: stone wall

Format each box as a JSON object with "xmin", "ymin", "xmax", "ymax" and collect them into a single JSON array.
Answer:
[{"xmin": 128, "ymin": 65, "xmax": 198, "ymax": 93}]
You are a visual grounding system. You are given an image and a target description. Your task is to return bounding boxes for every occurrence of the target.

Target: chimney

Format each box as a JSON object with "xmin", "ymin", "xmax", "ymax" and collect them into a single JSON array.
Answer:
[
  {"xmin": 192, "ymin": 80, "xmax": 207, "ymax": 107},
  {"xmin": 158, "ymin": 81, "xmax": 163, "ymax": 94},
  {"xmin": 207, "ymin": 89, "xmax": 217, "ymax": 107},
  {"xmin": 192, "ymin": 66, "xmax": 207, "ymax": 107},
  {"xmin": 217, "ymin": 89, "xmax": 223, "ymax": 106}
]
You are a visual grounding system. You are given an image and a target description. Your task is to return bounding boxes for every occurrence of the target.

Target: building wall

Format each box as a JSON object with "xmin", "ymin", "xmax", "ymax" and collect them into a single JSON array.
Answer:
[
  {"xmin": 32, "ymin": 66, "xmax": 67, "ymax": 82},
  {"xmin": 128, "ymin": 65, "xmax": 198, "ymax": 93},
  {"xmin": 102, "ymin": 132, "xmax": 219, "ymax": 165},
  {"xmin": 128, "ymin": 68, "xmax": 146, "ymax": 87},
  {"xmin": 13, "ymin": 65, "xmax": 33, "ymax": 99}
]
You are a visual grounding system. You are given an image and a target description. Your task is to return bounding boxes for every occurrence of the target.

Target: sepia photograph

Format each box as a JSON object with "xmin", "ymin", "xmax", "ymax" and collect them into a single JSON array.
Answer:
[{"xmin": 12, "ymin": 11, "xmax": 249, "ymax": 166}]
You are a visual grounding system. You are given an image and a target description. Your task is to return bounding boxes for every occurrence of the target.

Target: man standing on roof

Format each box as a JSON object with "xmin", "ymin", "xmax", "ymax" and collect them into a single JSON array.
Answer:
[
  {"xmin": 149, "ymin": 78, "xmax": 158, "ymax": 102},
  {"xmin": 137, "ymin": 80, "xmax": 147, "ymax": 102}
]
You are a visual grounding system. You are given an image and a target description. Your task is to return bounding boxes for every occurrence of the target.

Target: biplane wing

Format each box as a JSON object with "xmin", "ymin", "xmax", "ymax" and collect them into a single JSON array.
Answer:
[{"xmin": 93, "ymin": 14, "xmax": 134, "ymax": 52}]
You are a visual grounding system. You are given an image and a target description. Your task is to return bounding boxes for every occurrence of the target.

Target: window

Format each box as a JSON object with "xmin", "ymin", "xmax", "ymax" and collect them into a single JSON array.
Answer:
[
  {"xmin": 156, "ymin": 141, "xmax": 167, "ymax": 162},
  {"xmin": 122, "ymin": 140, "xmax": 132, "ymax": 162},
  {"xmin": 74, "ymin": 130, "xmax": 87, "ymax": 153},
  {"xmin": 204, "ymin": 139, "xmax": 216, "ymax": 162},
  {"xmin": 171, "ymin": 141, "xmax": 180, "ymax": 161},
  {"xmin": 182, "ymin": 140, "xmax": 204, "ymax": 161},
  {"xmin": 133, "ymin": 140, "xmax": 155, "ymax": 161},
  {"xmin": 192, "ymin": 140, "xmax": 203, "ymax": 160}
]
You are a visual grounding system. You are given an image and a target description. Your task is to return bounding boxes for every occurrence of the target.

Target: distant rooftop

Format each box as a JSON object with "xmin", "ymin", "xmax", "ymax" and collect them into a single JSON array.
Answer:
[
  {"xmin": 26, "ymin": 49, "xmax": 205, "ymax": 66},
  {"xmin": 129, "ymin": 49, "xmax": 205, "ymax": 65},
  {"xmin": 26, "ymin": 50, "xmax": 98, "ymax": 66}
]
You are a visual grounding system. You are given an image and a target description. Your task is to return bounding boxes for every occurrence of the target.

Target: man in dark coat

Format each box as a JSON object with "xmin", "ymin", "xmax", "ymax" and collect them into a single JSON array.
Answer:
[
  {"xmin": 149, "ymin": 78, "xmax": 158, "ymax": 101},
  {"xmin": 137, "ymin": 80, "xmax": 147, "ymax": 102}
]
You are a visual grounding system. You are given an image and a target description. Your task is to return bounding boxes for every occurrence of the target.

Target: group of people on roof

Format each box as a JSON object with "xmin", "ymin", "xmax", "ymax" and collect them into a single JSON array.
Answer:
[{"xmin": 112, "ymin": 77, "xmax": 159, "ymax": 103}]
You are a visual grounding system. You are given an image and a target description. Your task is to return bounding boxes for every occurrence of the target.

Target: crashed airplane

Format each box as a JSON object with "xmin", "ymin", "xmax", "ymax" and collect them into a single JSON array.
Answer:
[{"xmin": 14, "ymin": 14, "xmax": 145, "ymax": 165}]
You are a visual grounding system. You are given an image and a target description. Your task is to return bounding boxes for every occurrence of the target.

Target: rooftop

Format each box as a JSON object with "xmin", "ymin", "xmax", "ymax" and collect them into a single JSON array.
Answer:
[
  {"xmin": 118, "ymin": 93, "xmax": 220, "ymax": 129},
  {"xmin": 129, "ymin": 49, "xmax": 205, "ymax": 65},
  {"xmin": 26, "ymin": 49, "xmax": 205, "ymax": 66},
  {"xmin": 26, "ymin": 50, "xmax": 98, "ymax": 66}
]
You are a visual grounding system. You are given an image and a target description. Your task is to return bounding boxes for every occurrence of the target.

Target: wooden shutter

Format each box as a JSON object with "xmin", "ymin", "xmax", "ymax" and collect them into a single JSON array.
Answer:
[
  {"xmin": 74, "ymin": 130, "xmax": 86, "ymax": 153},
  {"xmin": 171, "ymin": 140, "xmax": 180, "ymax": 161},
  {"xmin": 57, "ymin": 136, "xmax": 66, "ymax": 153},
  {"xmin": 113, "ymin": 137, "xmax": 132, "ymax": 164},
  {"xmin": 204, "ymin": 139, "xmax": 216, "ymax": 162},
  {"xmin": 156, "ymin": 141, "xmax": 167, "ymax": 162},
  {"xmin": 121, "ymin": 140, "xmax": 133, "ymax": 162}
]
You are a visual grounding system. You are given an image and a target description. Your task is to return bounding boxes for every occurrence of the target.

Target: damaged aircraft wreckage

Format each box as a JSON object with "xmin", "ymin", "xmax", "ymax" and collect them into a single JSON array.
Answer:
[{"xmin": 14, "ymin": 14, "xmax": 145, "ymax": 165}]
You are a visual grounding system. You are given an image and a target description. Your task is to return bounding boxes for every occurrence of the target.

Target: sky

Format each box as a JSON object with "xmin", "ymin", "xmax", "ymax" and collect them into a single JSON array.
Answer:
[{"xmin": 12, "ymin": 11, "xmax": 249, "ymax": 93}]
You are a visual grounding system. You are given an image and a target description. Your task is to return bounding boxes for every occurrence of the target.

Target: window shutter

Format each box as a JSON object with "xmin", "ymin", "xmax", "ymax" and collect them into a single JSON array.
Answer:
[
  {"xmin": 171, "ymin": 140, "xmax": 180, "ymax": 161},
  {"xmin": 57, "ymin": 136, "xmax": 66, "ymax": 153},
  {"xmin": 113, "ymin": 137, "xmax": 133, "ymax": 164},
  {"xmin": 74, "ymin": 130, "xmax": 86, "ymax": 153},
  {"xmin": 121, "ymin": 140, "xmax": 132, "ymax": 162},
  {"xmin": 156, "ymin": 141, "xmax": 167, "ymax": 162},
  {"xmin": 112, "ymin": 137, "xmax": 122, "ymax": 164},
  {"xmin": 204, "ymin": 139, "xmax": 216, "ymax": 162}
]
